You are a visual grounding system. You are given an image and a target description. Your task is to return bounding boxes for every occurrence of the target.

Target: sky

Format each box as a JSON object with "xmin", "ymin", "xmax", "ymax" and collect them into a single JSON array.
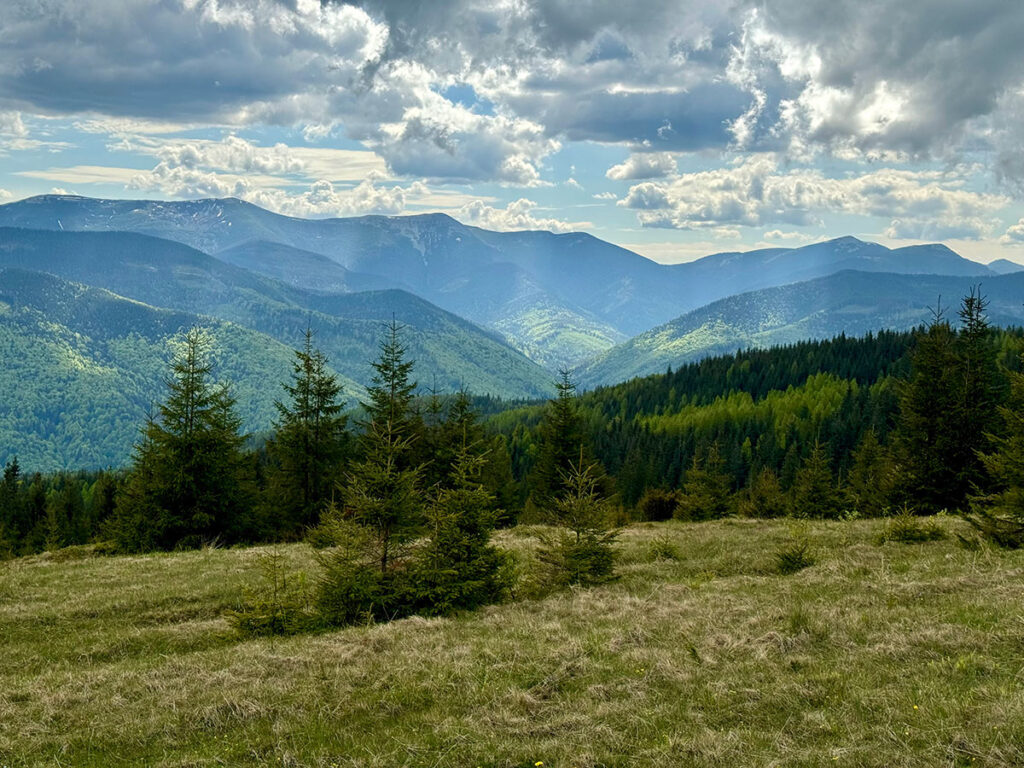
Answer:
[{"xmin": 3, "ymin": 0, "xmax": 1024, "ymax": 265}]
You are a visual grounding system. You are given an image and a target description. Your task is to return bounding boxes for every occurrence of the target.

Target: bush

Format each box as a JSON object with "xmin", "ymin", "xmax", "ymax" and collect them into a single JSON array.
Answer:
[
  {"xmin": 636, "ymin": 488, "xmax": 681, "ymax": 522},
  {"xmin": 774, "ymin": 539, "xmax": 815, "ymax": 575},
  {"xmin": 229, "ymin": 548, "xmax": 318, "ymax": 637},
  {"xmin": 646, "ymin": 534, "xmax": 681, "ymax": 562},
  {"xmin": 876, "ymin": 508, "xmax": 946, "ymax": 544}
]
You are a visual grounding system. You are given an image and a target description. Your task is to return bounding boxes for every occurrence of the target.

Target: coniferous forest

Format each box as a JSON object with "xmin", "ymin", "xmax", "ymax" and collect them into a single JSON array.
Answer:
[{"xmin": 3, "ymin": 291, "xmax": 1024, "ymax": 631}]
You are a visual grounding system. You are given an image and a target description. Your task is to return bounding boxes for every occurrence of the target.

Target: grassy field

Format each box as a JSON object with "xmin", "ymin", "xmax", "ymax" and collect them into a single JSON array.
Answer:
[{"xmin": 1, "ymin": 517, "xmax": 1023, "ymax": 767}]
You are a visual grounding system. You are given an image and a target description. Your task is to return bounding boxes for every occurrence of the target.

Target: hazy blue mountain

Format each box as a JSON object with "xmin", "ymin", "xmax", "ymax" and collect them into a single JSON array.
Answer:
[
  {"xmin": 0, "ymin": 268, "xmax": 304, "ymax": 470},
  {"xmin": 216, "ymin": 240, "xmax": 403, "ymax": 294},
  {"xmin": 0, "ymin": 227, "xmax": 555, "ymax": 401},
  {"xmin": 0, "ymin": 195, "xmax": 995, "ymax": 367},
  {"xmin": 580, "ymin": 270, "xmax": 1024, "ymax": 387},
  {"xmin": 987, "ymin": 258, "xmax": 1024, "ymax": 275}
]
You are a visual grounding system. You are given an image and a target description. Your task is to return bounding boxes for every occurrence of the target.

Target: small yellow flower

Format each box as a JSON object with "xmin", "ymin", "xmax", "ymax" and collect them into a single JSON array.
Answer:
[
  {"xmin": 913, "ymin": 705, "xmax": 918, "ymax": 710},
  {"xmin": 535, "ymin": 763, "xmax": 544, "ymax": 767}
]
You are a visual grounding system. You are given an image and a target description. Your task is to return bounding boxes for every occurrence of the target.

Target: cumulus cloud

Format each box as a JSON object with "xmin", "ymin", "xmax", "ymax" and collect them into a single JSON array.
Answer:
[
  {"xmin": 455, "ymin": 198, "xmax": 590, "ymax": 233},
  {"xmin": 619, "ymin": 155, "xmax": 1008, "ymax": 238},
  {"xmin": 606, "ymin": 153, "xmax": 678, "ymax": 181},
  {"xmin": 0, "ymin": 188, "xmax": 12, "ymax": 201},
  {"xmin": 1001, "ymin": 218, "xmax": 1024, "ymax": 244}
]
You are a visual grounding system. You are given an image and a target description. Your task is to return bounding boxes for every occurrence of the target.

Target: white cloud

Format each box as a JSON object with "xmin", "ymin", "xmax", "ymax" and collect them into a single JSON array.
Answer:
[
  {"xmin": 0, "ymin": 112, "xmax": 27, "ymax": 137},
  {"xmin": 606, "ymin": 152, "xmax": 678, "ymax": 180},
  {"xmin": 619, "ymin": 155, "xmax": 1008, "ymax": 238},
  {"xmin": 593, "ymin": 191, "xmax": 617, "ymax": 200},
  {"xmin": 1001, "ymin": 218, "xmax": 1024, "ymax": 244},
  {"xmin": 763, "ymin": 229, "xmax": 814, "ymax": 242},
  {"xmin": 455, "ymin": 198, "xmax": 590, "ymax": 233},
  {"xmin": 0, "ymin": 189, "xmax": 12, "ymax": 201}
]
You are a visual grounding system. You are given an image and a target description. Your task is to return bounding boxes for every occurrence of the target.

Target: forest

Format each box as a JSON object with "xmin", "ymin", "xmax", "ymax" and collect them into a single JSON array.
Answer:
[{"xmin": 3, "ymin": 290, "xmax": 1024, "ymax": 627}]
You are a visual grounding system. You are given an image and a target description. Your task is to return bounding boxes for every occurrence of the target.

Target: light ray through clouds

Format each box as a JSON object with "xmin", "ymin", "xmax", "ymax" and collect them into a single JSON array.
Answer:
[{"xmin": 2, "ymin": 0, "xmax": 1024, "ymax": 263}]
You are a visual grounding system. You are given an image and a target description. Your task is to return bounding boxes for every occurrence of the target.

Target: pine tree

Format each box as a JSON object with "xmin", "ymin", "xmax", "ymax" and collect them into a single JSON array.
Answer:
[
  {"xmin": 111, "ymin": 327, "xmax": 251, "ymax": 551},
  {"xmin": 789, "ymin": 440, "xmax": 843, "ymax": 519},
  {"xmin": 966, "ymin": 367, "xmax": 1024, "ymax": 546},
  {"xmin": 675, "ymin": 443, "xmax": 733, "ymax": 521},
  {"xmin": 266, "ymin": 328, "xmax": 348, "ymax": 535}
]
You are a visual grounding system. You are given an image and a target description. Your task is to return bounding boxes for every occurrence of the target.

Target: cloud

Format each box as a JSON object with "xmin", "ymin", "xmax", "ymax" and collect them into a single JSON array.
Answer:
[
  {"xmin": 1001, "ymin": 218, "xmax": 1024, "ymax": 244},
  {"xmin": 593, "ymin": 191, "xmax": 617, "ymax": 200},
  {"xmin": 725, "ymin": 1, "xmax": 1024, "ymax": 166},
  {"xmin": 0, "ymin": 189, "xmax": 12, "ymax": 201},
  {"xmin": 762, "ymin": 229, "xmax": 814, "ymax": 242},
  {"xmin": 0, "ymin": 112, "xmax": 27, "ymax": 137},
  {"xmin": 455, "ymin": 198, "xmax": 590, "ymax": 233},
  {"xmin": 606, "ymin": 152, "xmax": 678, "ymax": 180},
  {"xmin": 619, "ymin": 155, "xmax": 1008, "ymax": 238}
]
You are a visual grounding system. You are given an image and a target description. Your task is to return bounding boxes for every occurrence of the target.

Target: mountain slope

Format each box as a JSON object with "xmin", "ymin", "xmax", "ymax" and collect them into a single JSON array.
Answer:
[
  {"xmin": 0, "ymin": 227, "xmax": 555, "ymax": 400},
  {"xmin": 581, "ymin": 270, "xmax": 1024, "ymax": 386},
  {"xmin": 0, "ymin": 195, "xmax": 994, "ymax": 368},
  {"xmin": 0, "ymin": 268, "xmax": 307, "ymax": 470}
]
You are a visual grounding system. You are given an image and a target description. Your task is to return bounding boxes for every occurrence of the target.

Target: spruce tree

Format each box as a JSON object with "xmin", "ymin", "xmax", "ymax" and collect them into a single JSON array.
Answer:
[
  {"xmin": 410, "ymin": 439, "xmax": 511, "ymax": 615},
  {"xmin": 527, "ymin": 369, "xmax": 605, "ymax": 512},
  {"xmin": 952, "ymin": 288, "xmax": 1003, "ymax": 501},
  {"xmin": 675, "ymin": 443, "xmax": 733, "ymax": 521},
  {"xmin": 966, "ymin": 366, "xmax": 1024, "ymax": 546},
  {"xmin": 789, "ymin": 440, "xmax": 843, "ymax": 519},
  {"xmin": 314, "ymin": 320, "xmax": 424, "ymax": 625},
  {"xmin": 112, "ymin": 327, "xmax": 251, "ymax": 551},
  {"xmin": 892, "ymin": 307, "xmax": 962, "ymax": 513},
  {"xmin": 267, "ymin": 328, "xmax": 348, "ymax": 535},
  {"xmin": 846, "ymin": 429, "xmax": 895, "ymax": 516},
  {"xmin": 737, "ymin": 467, "xmax": 787, "ymax": 518},
  {"xmin": 537, "ymin": 450, "xmax": 619, "ymax": 587}
]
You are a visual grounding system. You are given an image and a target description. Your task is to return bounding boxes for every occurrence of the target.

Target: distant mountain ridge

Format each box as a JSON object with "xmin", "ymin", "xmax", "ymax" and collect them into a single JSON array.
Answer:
[
  {"xmin": 0, "ymin": 227, "xmax": 555, "ymax": 402},
  {"xmin": 0, "ymin": 195, "xmax": 994, "ymax": 367},
  {"xmin": 580, "ymin": 269, "xmax": 1024, "ymax": 386}
]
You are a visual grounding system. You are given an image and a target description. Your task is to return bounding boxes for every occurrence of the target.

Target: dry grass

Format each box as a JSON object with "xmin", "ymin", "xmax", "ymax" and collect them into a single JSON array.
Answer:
[{"xmin": 1, "ymin": 518, "xmax": 1023, "ymax": 767}]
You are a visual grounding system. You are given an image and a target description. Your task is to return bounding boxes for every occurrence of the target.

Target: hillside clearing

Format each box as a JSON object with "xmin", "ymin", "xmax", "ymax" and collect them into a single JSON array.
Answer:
[{"xmin": 1, "ymin": 518, "xmax": 1022, "ymax": 767}]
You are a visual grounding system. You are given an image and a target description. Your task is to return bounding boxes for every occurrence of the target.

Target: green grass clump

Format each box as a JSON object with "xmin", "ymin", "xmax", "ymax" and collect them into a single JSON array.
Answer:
[{"xmin": 3, "ymin": 517, "xmax": 1024, "ymax": 767}]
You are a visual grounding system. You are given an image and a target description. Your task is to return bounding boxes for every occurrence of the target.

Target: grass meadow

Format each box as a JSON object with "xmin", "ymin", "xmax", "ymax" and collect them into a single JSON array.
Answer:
[{"xmin": 1, "ymin": 517, "xmax": 1023, "ymax": 767}]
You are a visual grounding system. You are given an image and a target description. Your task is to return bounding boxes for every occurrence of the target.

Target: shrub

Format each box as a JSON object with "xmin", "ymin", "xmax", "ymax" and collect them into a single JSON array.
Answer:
[
  {"xmin": 646, "ymin": 534, "xmax": 681, "ymax": 562},
  {"xmin": 229, "ymin": 548, "xmax": 318, "ymax": 637},
  {"xmin": 774, "ymin": 539, "xmax": 815, "ymax": 575},
  {"xmin": 876, "ymin": 508, "xmax": 946, "ymax": 544},
  {"xmin": 636, "ymin": 488, "xmax": 681, "ymax": 522}
]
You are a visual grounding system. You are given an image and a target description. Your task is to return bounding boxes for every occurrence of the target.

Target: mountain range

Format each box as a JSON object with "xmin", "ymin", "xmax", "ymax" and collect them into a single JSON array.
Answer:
[
  {"xmin": 0, "ymin": 195, "xmax": 999, "ymax": 368},
  {"xmin": 1, "ymin": 192, "xmax": 1020, "ymax": 470}
]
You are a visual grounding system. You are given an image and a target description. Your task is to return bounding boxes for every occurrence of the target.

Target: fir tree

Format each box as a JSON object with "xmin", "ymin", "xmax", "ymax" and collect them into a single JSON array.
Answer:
[
  {"xmin": 537, "ymin": 450, "xmax": 619, "ymax": 587},
  {"xmin": 675, "ymin": 443, "xmax": 733, "ymax": 521},
  {"xmin": 737, "ymin": 467, "xmax": 787, "ymax": 518},
  {"xmin": 892, "ymin": 306, "xmax": 962, "ymax": 513},
  {"xmin": 111, "ymin": 327, "xmax": 251, "ymax": 551},
  {"xmin": 846, "ymin": 429, "xmax": 895, "ymax": 516},
  {"xmin": 966, "ymin": 366, "xmax": 1024, "ymax": 546},
  {"xmin": 266, "ymin": 328, "xmax": 348, "ymax": 535},
  {"xmin": 789, "ymin": 440, "xmax": 843, "ymax": 519},
  {"xmin": 527, "ymin": 369, "xmax": 606, "ymax": 512},
  {"xmin": 410, "ymin": 439, "xmax": 511, "ymax": 615}
]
